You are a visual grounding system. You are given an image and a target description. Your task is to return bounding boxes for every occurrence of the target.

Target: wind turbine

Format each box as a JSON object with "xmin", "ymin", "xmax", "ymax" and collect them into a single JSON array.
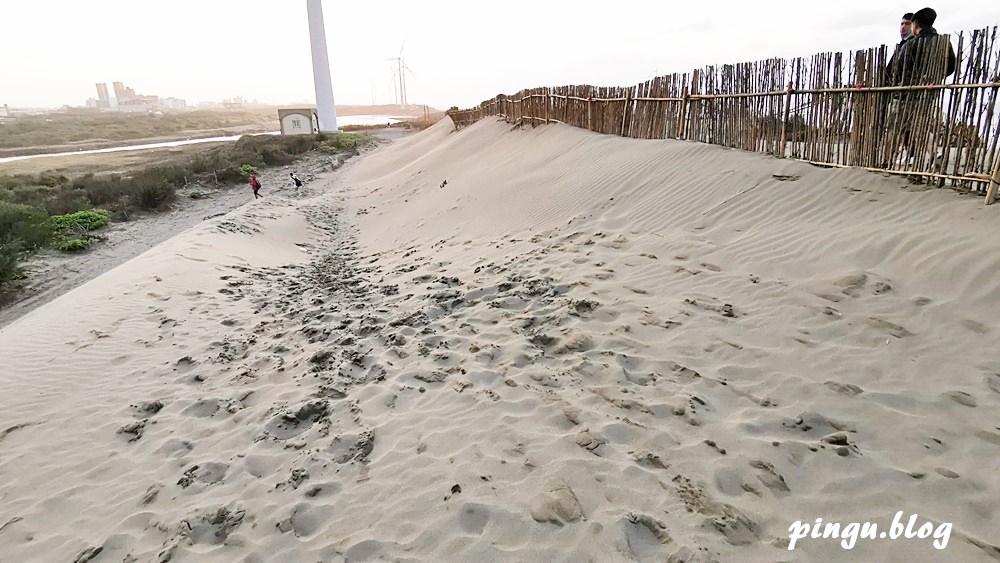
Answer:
[
  {"xmin": 385, "ymin": 43, "xmax": 415, "ymax": 109},
  {"xmin": 305, "ymin": 0, "xmax": 338, "ymax": 132}
]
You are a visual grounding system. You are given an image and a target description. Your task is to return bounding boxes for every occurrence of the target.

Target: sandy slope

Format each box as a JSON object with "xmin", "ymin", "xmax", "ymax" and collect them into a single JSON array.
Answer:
[{"xmin": 1, "ymin": 119, "xmax": 998, "ymax": 562}]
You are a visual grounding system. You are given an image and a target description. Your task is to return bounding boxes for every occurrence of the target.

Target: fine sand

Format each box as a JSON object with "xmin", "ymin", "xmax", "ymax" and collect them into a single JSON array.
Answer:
[
  {"xmin": 1, "ymin": 119, "xmax": 999, "ymax": 562},
  {"xmin": 0, "ymin": 152, "xmax": 348, "ymax": 330}
]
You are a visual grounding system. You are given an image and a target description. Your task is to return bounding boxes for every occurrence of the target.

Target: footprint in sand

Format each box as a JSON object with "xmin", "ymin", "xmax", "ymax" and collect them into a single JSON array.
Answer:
[
  {"xmin": 529, "ymin": 480, "xmax": 583, "ymax": 525},
  {"xmin": 944, "ymin": 391, "xmax": 977, "ymax": 408},
  {"xmin": 455, "ymin": 503, "xmax": 493, "ymax": 535},
  {"xmin": 275, "ymin": 504, "xmax": 333, "ymax": 537},
  {"xmin": 749, "ymin": 460, "xmax": 790, "ymax": 495},
  {"xmin": 624, "ymin": 513, "xmax": 672, "ymax": 557},
  {"xmin": 962, "ymin": 320, "xmax": 991, "ymax": 335},
  {"xmin": 177, "ymin": 462, "xmax": 229, "ymax": 489},
  {"xmin": 865, "ymin": 317, "xmax": 913, "ymax": 338},
  {"xmin": 986, "ymin": 373, "xmax": 1000, "ymax": 395},
  {"xmin": 575, "ymin": 428, "xmax": 608, "ymax": 455},
  {"xmin": 176, "ymin": 506, "xmax": 246, "ymax": 546},
  {"xmin": 824, "ymin": 381, "xmax": 864, "ymax": 396}
]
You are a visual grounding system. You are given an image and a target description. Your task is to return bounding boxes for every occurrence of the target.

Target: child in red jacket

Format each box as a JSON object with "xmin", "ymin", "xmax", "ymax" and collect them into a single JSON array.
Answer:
[{"xmin": 249, "ymin": 173, "xmax": 262, "ymax": 199}]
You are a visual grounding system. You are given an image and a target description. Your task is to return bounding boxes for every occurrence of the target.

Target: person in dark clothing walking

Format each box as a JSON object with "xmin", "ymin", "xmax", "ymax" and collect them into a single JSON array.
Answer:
[
  {"xmin": 885, "ymin": 13, "xmax": 914, "ymax": 85},
  {"xmin": 249, "ymin": 173, "xmax": 262, "ymax": 199},
  {"xmin": 895, "ymin": 8, "xmax": 957, "ymax": 87},
  {"xmin": 876, "ymin": 12, "xmax": 915, "ymax": 166},
  {"xmin": 884, "ymin": 8, "xmax": 957, "ymax": 168}
]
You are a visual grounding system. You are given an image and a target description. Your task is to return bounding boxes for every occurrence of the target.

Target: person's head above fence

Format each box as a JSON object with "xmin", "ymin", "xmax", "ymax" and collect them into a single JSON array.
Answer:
[
  {"xmin": 901, "ymin": 13, "xmax": 914, "ymax": 40},
  {"xmin": 912, "ymin": 7, "xmax": 937, "ymax": 34}
]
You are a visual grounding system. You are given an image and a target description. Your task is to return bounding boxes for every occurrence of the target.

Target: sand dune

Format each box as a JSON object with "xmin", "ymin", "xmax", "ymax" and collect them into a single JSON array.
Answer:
[{"xmin": 1, "ymin": 119, "xmax": 998, "ymax": 562}]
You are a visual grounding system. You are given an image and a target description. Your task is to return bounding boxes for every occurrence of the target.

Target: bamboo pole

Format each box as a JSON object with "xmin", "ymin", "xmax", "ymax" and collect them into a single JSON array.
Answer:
[
  {"xmin": 621, "ymin": 86, "xmax": 633, "ymax": 137},
  {"xmin": 984, "ymin": 153, "xmax": 1000, "ymax": 204},
  {"xmin": 678, "ymin": 84, "xmax": 690, "ymax": 140},
  {"xmin": 587, "ymin": 95, "xmax": 593, "ymax": 131},
  {"xmin": 792, "ymin": 157, "xmax": 993, "ymax": 184},
  {"xmin": 545, "ymin": 88, "xmax": 551, "ymax": 123},
  {"xmin": 779, "ymin": 81, "xmax": 793, "ymax": 158}
]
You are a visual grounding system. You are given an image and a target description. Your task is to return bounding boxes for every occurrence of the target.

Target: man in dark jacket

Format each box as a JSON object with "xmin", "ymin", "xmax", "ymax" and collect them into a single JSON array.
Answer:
[
  {"xmin": 886, "ymin": 12, "xmax": 914, "ymax": 85},
  {"xmin": 883, "ymin": 8, "xmax": 958, "ymax": 169},
  {"xmin": 895, "ymin": 8, "xmax": 958, "ymax": 87}
]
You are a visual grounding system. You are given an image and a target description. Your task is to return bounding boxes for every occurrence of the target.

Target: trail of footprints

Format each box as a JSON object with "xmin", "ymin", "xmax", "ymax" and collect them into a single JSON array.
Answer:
[{"xmin": 90, "ymin": 205, "xmax": 999, "ymax": 561}]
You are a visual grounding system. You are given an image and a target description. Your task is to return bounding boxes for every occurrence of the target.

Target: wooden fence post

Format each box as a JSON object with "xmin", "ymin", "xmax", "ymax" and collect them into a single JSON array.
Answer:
[
  {"xmin": 620, "ymin": 87, "xmax": 633, "ymax": 137},
  {"xmin": 678, "ymin": 84, "xmax": 690, "ymax": 140},
  {"xmin": 985, "ymin": 153, "xmax": 1000, "ymax": 205},
  {"xmin": 587, "ymin": 95, "xmax": 593, "ymax": 131},
  {"xmin": 544, "ymin": 88, "xmax": 550, "ymax": 124},
  {"xmin": 778, "ymin": 80, "xmax": 794, "ymax": 158}
]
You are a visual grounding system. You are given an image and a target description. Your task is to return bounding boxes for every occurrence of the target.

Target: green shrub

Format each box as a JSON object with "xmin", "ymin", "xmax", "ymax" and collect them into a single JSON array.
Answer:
[
  {"xmin": 240, "ymin": 164, "xmax": 257, "ymax": 177},
  {"xmin": 0, "ymin": 240, "xmax": 28, "ymax": 289},
  {"xmin": 132, "ymin": 165, "xmax": 188, "ymax": 188},
  {"xmin": 280, "ymin": 135, "xmax": 320, "ymax": 155},
  {"xmin": 261, "ymin": 148, "xmax": 294, "ymax": 166},
  {"xmin": 215, "ymin": 166, "xmax": 244, "ymax": 183},
  {"xmin": 189, "ymin": 190, "xmax": 206, "ymax": 199},
  {"xmin": 44, "ymin": 189, "xmax": 90, "ymax": 216},
  {"xmin": 319, "ymin": 133, "xmax": 368, "ymax": 153},
  {"xmin": 49, "ymin": 209, "xmax": 110, "ymax": 234},
  {"xmin": 0, "ymin": 203, "xmax": 52, "ymax": 289},
  {"xmin": 58, "ymin": 238, "xmax": 89, "ymax": 252},
  {"xmin": 130, "ymin": 181, "xmax": 176, "ymax": 210},
  {"xmin": 0, "ymin": 201, "xmax": 53, "ymax": 250},
  {"xmin": 74, "ymin": 174, "xmax": 128, "ymax": 208}
]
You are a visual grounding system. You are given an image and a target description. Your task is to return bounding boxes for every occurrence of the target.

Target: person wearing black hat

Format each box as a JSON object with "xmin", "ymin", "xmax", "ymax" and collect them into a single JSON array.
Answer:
[
  {"xmin": 895, "ymin": 7, "xmax": 957, "ymax": 87},
  {"xmin": 885, "ymin": 8, "xmax": 957, "ymax": 167}
]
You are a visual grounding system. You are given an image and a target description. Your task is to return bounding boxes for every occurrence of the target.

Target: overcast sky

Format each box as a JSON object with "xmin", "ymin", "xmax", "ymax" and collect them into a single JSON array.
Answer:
[{"xmin": 1, "ymin": 1, "xmax": 997, "ymax": 110}]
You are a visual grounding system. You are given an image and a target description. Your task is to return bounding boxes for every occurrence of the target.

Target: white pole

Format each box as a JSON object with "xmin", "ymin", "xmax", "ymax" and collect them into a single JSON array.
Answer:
[{"xmin": 306, "ymin": 0, "xmax": 338, "ymax": 132}]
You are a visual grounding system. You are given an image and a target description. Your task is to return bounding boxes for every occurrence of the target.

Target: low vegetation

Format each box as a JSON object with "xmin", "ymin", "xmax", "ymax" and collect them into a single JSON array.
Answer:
[
  {"xmin": 319, "ymin": 133, "xmax": 367, "ymax": 152},
  {"xmin": 0, "ymin": 109, "xmax": 278, "ymax": 152},
  {"xmin": 0, "ymin": 133, "xmax": 373, "ymax": 292}
]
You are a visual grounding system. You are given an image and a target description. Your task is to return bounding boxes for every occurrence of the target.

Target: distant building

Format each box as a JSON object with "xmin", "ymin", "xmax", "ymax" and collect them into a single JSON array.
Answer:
[
  {"xmin": 95, "ymin": 83, "xmax": 110, "ymax": 108},
  {"xmin": 111, "ymin": 81, "xmax": 142, "ymax": 104},
  {"xmin": 223, "ymin": 97, "xmax": 246, "ymax": 110},
  {"xmin": 0, "ymin": 104, "xmax": 9, "ymax": 118},
  {"xmin": 161, "ymin": 97, "xmax": 187, "ymax": 110},
  {"xmin": 112, "ymin": 81, "xmax": 129, "ymax": 101},
  {"xmin": 117, "ymin": 98, "xmax": 155, "ymax": 113},
  {"xmin": 278, "ymin": 108, "xmax": 318, "ymax": 135}
]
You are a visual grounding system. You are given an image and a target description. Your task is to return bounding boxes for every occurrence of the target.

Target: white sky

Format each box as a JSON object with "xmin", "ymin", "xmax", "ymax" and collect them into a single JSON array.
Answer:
[{"xmin": 1, "ymin": 1, "xmax": 998, "ymax": 110}]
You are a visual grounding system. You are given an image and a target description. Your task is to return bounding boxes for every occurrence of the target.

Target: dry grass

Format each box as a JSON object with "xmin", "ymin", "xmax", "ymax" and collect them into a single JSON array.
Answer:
[
  {"xmin": 0, "ymin": 108, "xmax": 279, "ymax": 155},
  {"xmin": 0, "ymin": 143, "xmax": 233, "ymax": 177}
]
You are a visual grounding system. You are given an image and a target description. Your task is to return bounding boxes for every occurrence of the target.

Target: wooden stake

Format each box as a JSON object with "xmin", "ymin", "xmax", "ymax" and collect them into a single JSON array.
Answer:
[
  {"xmin": 544, "ymin": 88, "xmax": 550, "ymax": 124},
  {"xmin": 621, "ymin": 86, "xmax": 633, "ymax": 137},
  {"xmin": 678, "ymin": 84, "xmax": 690, "ymax": 140},
  {"xmin": 985, "ymin": 153, "xmax": 1000, "ymax": 205},
  {"xmin": 587, "ymin": 94, "xmax": 593, "ymax": 131},
  {"xmin": 779, "ymin": 81, "xmax": 793, "ymax": 158}
]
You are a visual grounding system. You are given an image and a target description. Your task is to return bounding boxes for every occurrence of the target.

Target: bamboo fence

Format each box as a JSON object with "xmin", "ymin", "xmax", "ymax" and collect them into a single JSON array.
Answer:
[{"xmin": 448, "ymin": 27, "xmax": 1000, "ymax": 204}]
